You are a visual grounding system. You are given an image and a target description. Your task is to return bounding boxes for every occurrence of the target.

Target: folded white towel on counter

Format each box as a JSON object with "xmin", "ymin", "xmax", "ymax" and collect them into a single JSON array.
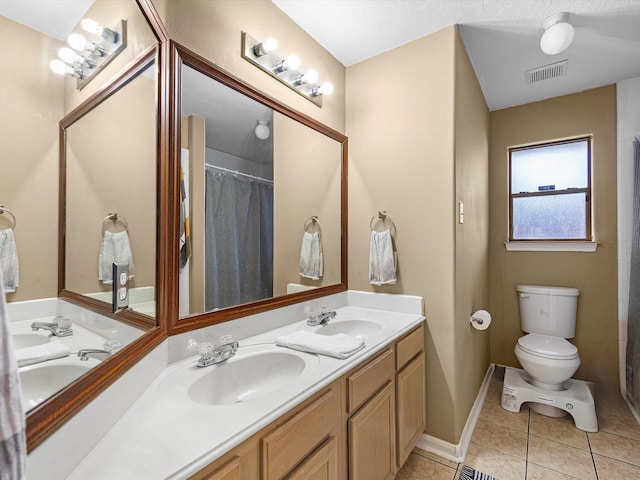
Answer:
[
  {"xmin": 299, "ymin": 231, "xmax": 323, "ymax": 280},
  {"xmin": 276, "ymin": 331, "xmax": 365, "ymax": 359},
  {"xmin": 0, "ymin": 269, "xmax": 26, "ymax": 479},
  {"xmin": 99, "ymin": 230, "xmax": 134, "ymax": 284},
  {"xmin": 0, "ymin": 229, "xmax": 19, "ymax": 293},
  {"xmin": 15, "ymin": 342, "xmax": 70, "ymax": 367},
  {"xmin": 369, "ymin": 229, "xmax": 397, "ymax": 286}
]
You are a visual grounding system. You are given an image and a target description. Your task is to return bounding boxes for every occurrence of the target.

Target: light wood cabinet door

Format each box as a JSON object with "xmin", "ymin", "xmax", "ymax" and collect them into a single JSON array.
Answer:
[
  {"xmin": 286, "ymin": 436, "xmax": 338, "ymax": 480},
  {"xmin": 348, "ymin": 381, "xmax": 396, "ymax": 480},
  {"xmin": 190, "ymin": 456, "xmax": 240, "ymax": 480},
  {"xmin": 396, "ymin": 351, "xmax": 426, "ymax": 467}
]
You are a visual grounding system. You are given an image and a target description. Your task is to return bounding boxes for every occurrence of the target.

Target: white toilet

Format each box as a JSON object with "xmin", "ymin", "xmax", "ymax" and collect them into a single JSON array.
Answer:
[{"xmin": 502, "ymin": 284, "xmax": 598, "ymax": 431}]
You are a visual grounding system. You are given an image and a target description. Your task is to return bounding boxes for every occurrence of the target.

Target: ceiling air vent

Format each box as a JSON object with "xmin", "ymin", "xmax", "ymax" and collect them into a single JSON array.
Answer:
[{"xmin": 525, "ymin": 60, "xmax": 568, "ymax": 84}]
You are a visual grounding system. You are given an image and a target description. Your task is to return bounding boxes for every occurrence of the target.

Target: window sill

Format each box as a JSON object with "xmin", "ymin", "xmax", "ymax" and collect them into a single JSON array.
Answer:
[{"xmin": 504, "ymin": 241, "xmax": 599, "ymax": 252}]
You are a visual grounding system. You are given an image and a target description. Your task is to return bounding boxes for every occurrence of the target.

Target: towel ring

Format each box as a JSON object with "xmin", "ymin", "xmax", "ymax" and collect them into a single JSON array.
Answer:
[
  {"xmin": 102, "ymin": 213, "xmax": 129, "ymax": 235},
  {"xmin": 370, "ymin": 211, "xmax": 396, "ymax": 235},
  {"xmin": 0, "ymin": 206, "xmax": 17, "ymax": 230},
  {"xmin": 303, "ymin": 215, "xmax": 322, "ymax": 237}
]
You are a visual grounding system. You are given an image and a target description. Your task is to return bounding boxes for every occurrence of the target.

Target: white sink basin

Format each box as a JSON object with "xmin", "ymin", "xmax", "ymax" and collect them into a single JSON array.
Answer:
[
  {"xmin": 19, "ymin": 357, "xmax": 100, "ymax": 412},
  {"xmin": 12, "ymin": 332, "xmax": 51, "ymax": 349},
  {"xmin": 188, "ymin": 351, "xmax": 307, "ymax": 405},
  {"xmin": 314, "ymin": 319, "xmax": 383, "ymax": 338}
]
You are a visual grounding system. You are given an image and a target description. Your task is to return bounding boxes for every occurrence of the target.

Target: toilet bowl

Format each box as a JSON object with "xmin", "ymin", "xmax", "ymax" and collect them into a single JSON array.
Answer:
[{"xmin": 514, "ymin": 333, "xmax": 580, "ymax": 391}]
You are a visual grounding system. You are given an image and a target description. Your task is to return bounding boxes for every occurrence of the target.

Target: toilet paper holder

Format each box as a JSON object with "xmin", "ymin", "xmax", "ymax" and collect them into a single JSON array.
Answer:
[{"xmin": 469, "ymin": 309, "xmax": 492, "ymax": 330}]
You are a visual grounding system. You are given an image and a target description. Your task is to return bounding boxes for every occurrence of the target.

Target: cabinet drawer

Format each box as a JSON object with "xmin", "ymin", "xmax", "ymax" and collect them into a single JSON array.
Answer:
[
  {"xmin": 262, "ymin": 386, "xmax": 340, "ymax": 480},
  {"xmin": 190, "ymin": 456, "xmax": 240, "ymax": 480},
  {"xmin": 346, "ymin": 347, "xmax": 394, "ymax": 414},
  {"xmin": 396, "ymin": 324, "xmax": 424, "ymax": 370},
  {"xmin": 285, "ymin": 436, "xmax": 338, "ymax": 480}
]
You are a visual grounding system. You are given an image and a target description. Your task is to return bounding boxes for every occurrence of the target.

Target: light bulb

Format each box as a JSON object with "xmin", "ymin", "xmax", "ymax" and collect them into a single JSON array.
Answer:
[
  {"xmin": 262, "ymin": 37, "xmax": 277, "ymax": 53},
  {"xmin": 253, "ymin": 36, "xmax": 278, "ymax": 57},
  {"xmin": 304, "ymin": 69, "xmax": 318, "ymax": 84},
  {"xmin": 286, "ymin": 54, "xmax": 300, "ymax": 70},
  {"xmin": 320, "ymin": 81, "xmax": 334, "ymax": 95},
  {"xmin": 81, "ymin": 18, "xmax": 102, "ymax": 35},
  {"xmin": 68, "ymin": 33, "xmax": 89, "ymax": 51},
  {"xmin": 58, "ymin": 47, "xmax": 79, "ymax": 64},
  {"xmin": 49, "ymin": 59, "xmax": 68, "ymax": 75}
]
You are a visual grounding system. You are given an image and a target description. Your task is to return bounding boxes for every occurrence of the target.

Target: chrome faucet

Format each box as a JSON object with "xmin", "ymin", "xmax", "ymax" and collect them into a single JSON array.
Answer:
[
  {"xmin": 31, "ymin": 316, "xmax": 73, "ymax": 337},
  {"xmin": 193, "ymin": 336, "xmax": 238, "ymax": 368},
  {"xmin": 307, "ymin": 307, "xmax": 336, "ymax": 326},
  {"xmin": 77, "ymin": 340, "xmax": 122, "ymax": 362},
  {"xmin": 78, "ymin": 349, "xmax": 112, "ymax": 361}
]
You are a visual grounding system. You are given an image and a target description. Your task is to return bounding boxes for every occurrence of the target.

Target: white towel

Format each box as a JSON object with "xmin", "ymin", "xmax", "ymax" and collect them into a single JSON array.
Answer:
[
  {"xmin": 0, "ymin": 229, "xmax": 19, "ymax": 293},
  {"xmin": 15, "ymin": 342, "xmax": 70, "ymax": 367},
  {"xmin": 276, "ymin": 331, "xmax": 365, "ymax": 359},
  {"xmin": 369, "ymin": 229, "xmax": 397, "ymax": 285},
  {"xmin": 299, "ymin": 232, "xmax": 323, "ymax": 280},
  {"xmin": 0, "ymin": 269, "xmax": 26, "ymax": 479},
  {"xmin": 99, "ymin": 230, "xmax": 134, "ymax": 284}
]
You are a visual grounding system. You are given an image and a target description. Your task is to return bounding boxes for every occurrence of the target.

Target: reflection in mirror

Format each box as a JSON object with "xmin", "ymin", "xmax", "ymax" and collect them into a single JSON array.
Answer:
[
  {"xmin": 0, "ymin": 0, "xmax": 162, "ymax": 441},
  {"xmin": 65, "ymin": 59, "xmax": 157, "ymax": 319},
  {"xmin": 179, "ymin": 57, "xmax": 343, "ymax": 318}
]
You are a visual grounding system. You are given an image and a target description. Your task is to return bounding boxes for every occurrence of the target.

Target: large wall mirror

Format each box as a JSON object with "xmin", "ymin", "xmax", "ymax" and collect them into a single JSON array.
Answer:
[
  {"xmin": 173, "ymin": 44, "xmax": 347, "ymax": 329},
  {"xmin": 0, "ymin": 0, "xmax": 168, "ymax": 450}
]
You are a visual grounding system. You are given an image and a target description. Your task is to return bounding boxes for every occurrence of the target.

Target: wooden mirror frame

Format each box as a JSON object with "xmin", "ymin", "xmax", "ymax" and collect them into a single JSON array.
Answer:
[
  {"xmin": 167, "ymin": 41, "xmax": 348, "ymax": 335},
  {"xmin": 26, "ymin": 0, "xmax": 171, "ymax": 452}
]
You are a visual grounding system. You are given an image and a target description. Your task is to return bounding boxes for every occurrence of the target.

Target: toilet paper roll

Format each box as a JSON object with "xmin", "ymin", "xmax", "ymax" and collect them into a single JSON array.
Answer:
[{"xmin": 470, "ymin": 310, "xmax": 491, "ymax": 330}]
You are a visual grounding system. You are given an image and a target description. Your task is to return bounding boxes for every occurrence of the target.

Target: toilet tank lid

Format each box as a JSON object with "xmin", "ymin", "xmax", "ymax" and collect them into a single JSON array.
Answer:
[
  {"xmin": 517, "ymin": 285, "xmax": 579, "ymax": 296},
  {"xmin": 518, "ymin": 334, "xmax": 578, "ymax": 358}
]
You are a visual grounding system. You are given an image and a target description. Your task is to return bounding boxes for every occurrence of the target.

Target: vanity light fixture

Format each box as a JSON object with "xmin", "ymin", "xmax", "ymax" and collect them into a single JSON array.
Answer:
[
  {"xmin": 241, "ymin": 32, "xmax": 333, "ymax": 107},
  {"xmin": 540, "ymin": 12, "xmax": 574, "ymax": 55},
  {"xmin": 50, "ymin": 18, "xmax": 127, "ymax": 90}
]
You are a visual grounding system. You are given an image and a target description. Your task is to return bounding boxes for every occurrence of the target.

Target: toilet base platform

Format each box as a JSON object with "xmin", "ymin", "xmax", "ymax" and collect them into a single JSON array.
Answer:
[{"xmin": 501, "ymin": 367, "xmax": 598, "ymax": 432}]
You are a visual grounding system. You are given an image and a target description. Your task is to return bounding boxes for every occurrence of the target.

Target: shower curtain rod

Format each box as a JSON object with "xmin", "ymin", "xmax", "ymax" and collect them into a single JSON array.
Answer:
[{"xmin": 205, "ymin": 164, "xmax": 273, "ymax": 184}]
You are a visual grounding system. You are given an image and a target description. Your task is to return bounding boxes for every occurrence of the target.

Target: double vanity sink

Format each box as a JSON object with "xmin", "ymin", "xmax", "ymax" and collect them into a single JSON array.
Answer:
[{"xmin": 66, "ymin": 304, "xmax": 424, "ymax": 479}]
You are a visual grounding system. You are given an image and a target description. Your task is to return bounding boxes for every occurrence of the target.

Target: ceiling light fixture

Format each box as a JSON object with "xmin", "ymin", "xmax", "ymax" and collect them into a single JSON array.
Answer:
[
  {"xmin": 540, "ymin": 12, "xmax": 574, "ymax": 55},
  {"xmin": 254, "ymin": 120, "xmax": 271, "ymax": 140},
  {"xmin": 50, "ymin": 18, "xmax": 127, "ymax": 90},
  {"xmin": 241, "ymin": 32, "xmax": 333, "ymax": 107}
]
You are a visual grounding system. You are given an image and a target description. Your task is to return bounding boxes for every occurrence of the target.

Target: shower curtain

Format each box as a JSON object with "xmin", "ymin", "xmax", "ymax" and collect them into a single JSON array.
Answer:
[
  {"xmin": 627, "ymin": 137, "xmax": 640, "ymax": 411},
  {"xmin": 204, "ymin": 169, "xmax": 273, "ymax": 311}
]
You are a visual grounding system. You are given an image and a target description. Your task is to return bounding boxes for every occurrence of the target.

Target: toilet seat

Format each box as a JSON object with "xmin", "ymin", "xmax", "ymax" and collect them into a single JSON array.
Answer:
[{"xmin": 517, "ymin": 334, "xmax": 578, "ymax": 360}]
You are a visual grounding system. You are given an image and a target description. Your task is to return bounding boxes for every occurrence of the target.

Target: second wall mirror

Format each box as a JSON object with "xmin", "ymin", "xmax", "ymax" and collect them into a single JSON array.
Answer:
[{"xmin": 174, "ymin": 43, "xmax": 347, "ymax": 325}]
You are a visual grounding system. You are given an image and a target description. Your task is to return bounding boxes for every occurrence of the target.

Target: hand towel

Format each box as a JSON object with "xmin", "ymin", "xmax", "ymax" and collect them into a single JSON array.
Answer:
[
  {"xmin": 299, "ymin": 232, "xmax": 323, "ymax": 280},
  {"xmin": 369, "ymin": 229, "xmax": 397, "ymax": 285},
  {"xmin": 0, "ymin": 229, "xmax": 19, "ymax": 293},
  {"xmin": 276, "ymin": 331, "xmax": 365, "ymax": 359},
  {"xmin": 15, "ymin": 342, "xmax": 70, "ymax": 367},
  {"xmin": 98, "ymin": 230, "xmax": 134, "ymax": 284},
  {"xmin": 0, "ymin": 270, "xmax": 26, "ymax": 479}
]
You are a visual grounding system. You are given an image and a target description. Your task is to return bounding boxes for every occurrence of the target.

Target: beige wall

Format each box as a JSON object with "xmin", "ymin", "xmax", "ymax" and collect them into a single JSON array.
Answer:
[
  {"xmin": 273, "ymin": 112, "xmax": 342, "ymax": 296},
  {"xmin": 452, "ymin": 30, "xmax": 491, "ymax": 437},
  {"xmin": 346, "ymin": 26, "xmax": 490, "ymax": 444},
  {"xmin": 65, "ymin": 72, "xmax": 157, "ymax": 294},
  {"xmin": 0, "ymin": 17, "xmax": 62, "ymax": 302},
  {"xmin": 161, "ymin": 0, "xmax": 345, "ymax": 133},
  {"xmin": 489, "ymin": 86, "xmax": 619, "ymax": 389}
]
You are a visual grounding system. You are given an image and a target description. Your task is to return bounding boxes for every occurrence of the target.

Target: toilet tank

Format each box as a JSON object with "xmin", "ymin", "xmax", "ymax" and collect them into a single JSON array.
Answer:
[{"xmin": 516, "ymin": 285, "xmax": 579, "ymax": 338}]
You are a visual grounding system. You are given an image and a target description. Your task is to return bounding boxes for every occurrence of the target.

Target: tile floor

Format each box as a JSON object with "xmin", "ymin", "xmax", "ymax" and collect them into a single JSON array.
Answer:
[{"xmin": 396, "ymin": 366, "xmax": 640, "ymax": 480}]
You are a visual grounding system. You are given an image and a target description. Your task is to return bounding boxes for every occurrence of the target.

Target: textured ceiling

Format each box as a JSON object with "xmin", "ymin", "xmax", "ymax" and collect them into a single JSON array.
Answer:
[{"xmin": 272, "ymin": 0, "xmax": 640, "ymax": 110}]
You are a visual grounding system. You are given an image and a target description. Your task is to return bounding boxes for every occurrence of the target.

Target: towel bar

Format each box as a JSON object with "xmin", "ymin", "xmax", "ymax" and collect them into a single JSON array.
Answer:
[
  {"xmin": 0, "ymin": 205, "xmax": 17, "ymax": 229},
  {"xmin": 303, "ymin": 215, "xmax": 322, "ymax": 237},
  {"xmin": 370, "ymin": 211, "xmax": 396, "ymax": 235},
  {"xmin": 102, "ymin": 213, "xmax": 129, "ymax": 234}
]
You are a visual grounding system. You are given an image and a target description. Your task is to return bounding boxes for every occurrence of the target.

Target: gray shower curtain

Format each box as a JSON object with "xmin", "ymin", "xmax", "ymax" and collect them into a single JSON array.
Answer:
[
  {"xmin": 627, "ymin": 137, "xmax": 640, "ymax": 411},
  {"xmin": 204, "ymin": 169, "xmax": 273, "ymax": 311}
]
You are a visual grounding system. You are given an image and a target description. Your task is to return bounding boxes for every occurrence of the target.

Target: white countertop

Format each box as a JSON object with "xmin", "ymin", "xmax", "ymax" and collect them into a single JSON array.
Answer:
[{"xmin": 67, "ymin": 305, "xmax": 424, "ymax": 479}]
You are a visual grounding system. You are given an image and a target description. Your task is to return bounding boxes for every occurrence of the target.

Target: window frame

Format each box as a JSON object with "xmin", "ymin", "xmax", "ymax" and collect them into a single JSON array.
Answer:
[{"xmin": 508, "ymin": 136, "xmax": 592, "ymax": 242}]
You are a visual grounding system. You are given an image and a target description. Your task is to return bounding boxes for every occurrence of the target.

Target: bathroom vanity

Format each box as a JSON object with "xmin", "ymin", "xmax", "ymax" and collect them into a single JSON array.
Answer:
[{"xmin": 51, "ymin": 293, "xmax": 425, "ymax": 480}]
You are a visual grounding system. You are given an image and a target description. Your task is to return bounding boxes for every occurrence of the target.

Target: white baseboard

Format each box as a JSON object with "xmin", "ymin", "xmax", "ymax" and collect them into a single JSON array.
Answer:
[{"xmin": 415, "ymin": 363, "xmax": 496, "ymax": 463}]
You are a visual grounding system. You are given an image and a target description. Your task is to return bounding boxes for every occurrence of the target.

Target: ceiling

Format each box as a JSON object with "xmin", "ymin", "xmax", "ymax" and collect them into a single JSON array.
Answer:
[
  {"xmin": 0, "ymin": 0, "xmax": 93, "ymax": 40},
  {"xmin": 271, "ymin": 0, "xmax": 640, "ymax": 111}
]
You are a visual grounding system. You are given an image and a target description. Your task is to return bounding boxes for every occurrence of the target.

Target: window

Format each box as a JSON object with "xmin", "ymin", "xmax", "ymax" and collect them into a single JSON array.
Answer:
[{"xmin": 509, "ymin": 137, "xmax": 591, "ymax": 241}]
